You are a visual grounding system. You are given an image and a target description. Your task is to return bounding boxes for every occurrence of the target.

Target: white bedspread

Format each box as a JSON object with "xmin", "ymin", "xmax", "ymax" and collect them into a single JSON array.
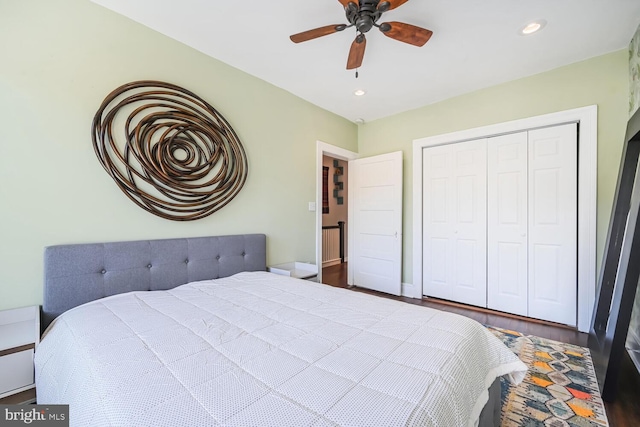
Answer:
[{"xmin": 35, "ymin": 272, "xmax": 526, "ymax": 427}]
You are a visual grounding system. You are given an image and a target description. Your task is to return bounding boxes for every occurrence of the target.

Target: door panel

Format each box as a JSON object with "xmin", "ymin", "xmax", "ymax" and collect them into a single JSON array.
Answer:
[
  {"xmin": 531, "ymin": 244, "xmax": 560, "ymax": 300},
  {"xmin": 533, "ymin": 169, "xmax": 560, "ymax": 224},
  {"xmin": 358, "ymin": 211, "xmax": 396, "ymax": 234},
  {"xmin": 350, "ymin": 152, "xmax": 403, "ymax": 295},
  {"xmin": 430, "ymin": 238, "xmax": 448, "ymax": 284},
  {"xmin": 497, "ymin": 242, "xmax": 524, "ymax": 294},
  {"xmin": 487, "ymin": 132, "xmax": 528, "ymax": 316},
  {"xmin": 456, "ymin": 176, "xmax": 476, "ymax": 222},
  {"xmin": 423, "ymin": 140, "xmax": 487, "ymax": 307},
  {"xmin": 422, "ymin": 144, "xmax": 454, "ymax": 300},
  {"xmin": 430, "ymin": 178, "xmax": 448, "ymax": 222},
  {"xmin": 451, "ymin": 140, "xmax": 487, "ymax": 306},
  {"xmin": 528, "ymin": 124, "xmax": 578, "ymax": 325},
  {"xmin": 455, "ymin": 239, "xmax": 476, "ymax": 287}
]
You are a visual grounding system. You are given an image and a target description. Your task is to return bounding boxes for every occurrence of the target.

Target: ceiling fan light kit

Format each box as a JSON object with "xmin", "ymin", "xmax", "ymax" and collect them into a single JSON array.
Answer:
[{"xmin": 290, "ymin": 0, "xmax": 432, "ymax": 71}]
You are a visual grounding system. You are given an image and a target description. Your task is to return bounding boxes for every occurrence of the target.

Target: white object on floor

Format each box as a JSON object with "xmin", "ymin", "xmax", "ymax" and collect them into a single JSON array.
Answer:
[{"xmin": 268, "ymin": 262, "xmax": 318, "ymax": 280}]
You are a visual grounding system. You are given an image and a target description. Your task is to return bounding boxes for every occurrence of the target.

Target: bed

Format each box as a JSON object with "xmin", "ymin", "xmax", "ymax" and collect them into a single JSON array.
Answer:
[{"xmin": 35, "ymin": 234, "xmax": 526, "ymax": 426}]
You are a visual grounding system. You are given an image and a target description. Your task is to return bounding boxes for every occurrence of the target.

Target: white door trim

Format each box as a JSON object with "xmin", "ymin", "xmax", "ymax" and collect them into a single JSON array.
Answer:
[
  {"xmin": 412, "ymin": 105, "xmax": 598, "ymax": 332},
  {"xmin": 316, "ymin": 141, "xmax": 358, "ymax": 285}
]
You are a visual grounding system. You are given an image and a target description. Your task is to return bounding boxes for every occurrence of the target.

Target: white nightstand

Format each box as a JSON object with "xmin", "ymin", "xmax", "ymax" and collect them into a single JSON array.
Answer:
[
  {"xmin": 0, "ymin": 306, "xmax": 39, "ymax": 403},
  {"xmin": 268, "ymin": 262, "xmax": 318, "ymax": 281}
]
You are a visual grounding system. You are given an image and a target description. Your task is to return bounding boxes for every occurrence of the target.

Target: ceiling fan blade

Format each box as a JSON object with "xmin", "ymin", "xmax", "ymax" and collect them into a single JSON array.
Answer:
[
  {"xmin": 378, "ymin": 0, "xmax": 409, "ymax": 11},
  {"xmin": 290, "ymin": 24, "xmax": 346, "ymax": 43},
  {"xmin": 346, "ymin": 34, "xmax": 366, "ymax": 70},
  {"xmin": 379, "ymin": 21, "xmax": 433, "ymax": 47}
]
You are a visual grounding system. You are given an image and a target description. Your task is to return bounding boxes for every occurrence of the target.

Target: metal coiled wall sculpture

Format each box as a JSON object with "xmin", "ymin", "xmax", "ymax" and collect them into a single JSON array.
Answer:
[{"xmin": 91, "ymin": 81, "xmax": 248, "ymax": 221}]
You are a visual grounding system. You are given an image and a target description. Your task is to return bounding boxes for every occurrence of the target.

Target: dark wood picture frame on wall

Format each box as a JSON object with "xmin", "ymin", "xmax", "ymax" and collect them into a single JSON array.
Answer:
[
  {"xmin": 322, "ymin": 166, "xmax": 329, "ymax": 214},
  {"xmin": 588, "ymin": 108, "xmax": 640, "ymax": 401}
]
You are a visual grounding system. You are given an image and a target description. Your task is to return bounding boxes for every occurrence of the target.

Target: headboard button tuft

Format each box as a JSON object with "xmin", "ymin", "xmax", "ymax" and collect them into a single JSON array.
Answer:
[
  {"xmin": 147, "ymin": 264, "xmax": 152, "ymax": 268},
  {"xmin": 101, "ymin": 269, "xmax": 106, "ymax": 274},
  {"xmin": 184, "ymin": 259, "xmax": 189, "ymax": 264},
  {"xmin": 216, "ymin": 255, "xmax": 221, "ymax": 260}
]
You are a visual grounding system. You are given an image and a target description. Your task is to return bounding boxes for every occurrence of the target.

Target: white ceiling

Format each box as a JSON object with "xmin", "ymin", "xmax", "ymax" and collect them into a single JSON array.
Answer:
[{"xmin": 92, "ymin": 0, "xmax": 640, "ymax": 123}]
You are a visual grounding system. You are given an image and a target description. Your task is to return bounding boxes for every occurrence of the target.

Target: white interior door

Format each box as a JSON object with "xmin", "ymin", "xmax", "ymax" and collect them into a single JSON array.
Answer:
[
  {"xmin": 422, "ymin": 143, "xmax": 453, "ymax": 300},
  {"xmin": 349, "ymin": 151, "xmax": 403, "ymax": 295},
  {"xmin": 423, "ymin": 140, "xmax": 487, "ymax": 307},
  {"xmin": 528, "ymin": 124, "xmax": 578, "ymax": 325},
  {"xmin": 487, "ymin": 132, "xmax": 528, "ymax": 316}
]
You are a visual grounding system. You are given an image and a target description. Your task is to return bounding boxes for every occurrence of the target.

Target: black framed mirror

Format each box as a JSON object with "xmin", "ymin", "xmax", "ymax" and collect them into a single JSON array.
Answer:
[{"xmin": 588, "ymin": 107, "xmax": 640, "ymax": 401}]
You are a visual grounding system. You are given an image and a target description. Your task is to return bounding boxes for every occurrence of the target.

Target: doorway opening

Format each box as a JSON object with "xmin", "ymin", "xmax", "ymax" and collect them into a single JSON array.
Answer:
[
  {"xmin": 321, "ymin": 155, "xmax": 349, "ymax": 286},
  {"xmin": 315, "ymin": 142, "xmax": 403, "ymax": 296},
  {"xmin": 315, "ymin": 141, "xmax": 358, "ymax": 285}
]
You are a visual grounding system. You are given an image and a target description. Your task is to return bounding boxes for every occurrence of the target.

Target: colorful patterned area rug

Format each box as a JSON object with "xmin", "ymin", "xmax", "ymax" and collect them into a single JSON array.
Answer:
[{"xmin": 486, "ymin": 326, "xmax": 609, "ymax": 427}]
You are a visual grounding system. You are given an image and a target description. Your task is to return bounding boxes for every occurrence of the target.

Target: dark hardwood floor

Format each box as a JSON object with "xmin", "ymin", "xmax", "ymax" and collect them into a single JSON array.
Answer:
[{"xmin": 322, "ymin": 262, "xmax": 640, "ymax": 427}]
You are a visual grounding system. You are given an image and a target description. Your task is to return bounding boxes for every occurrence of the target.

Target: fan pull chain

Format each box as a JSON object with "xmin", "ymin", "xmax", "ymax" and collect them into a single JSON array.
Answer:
[{"xmin": 355, "ymin": 68, "xmax": 359, "ymax": 78}]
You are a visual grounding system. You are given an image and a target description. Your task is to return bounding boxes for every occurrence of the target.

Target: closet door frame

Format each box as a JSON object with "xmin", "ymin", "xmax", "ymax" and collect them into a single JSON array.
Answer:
[{"xmin": 412, "ymin": 105, "xmax": 598, "ymax": 332}]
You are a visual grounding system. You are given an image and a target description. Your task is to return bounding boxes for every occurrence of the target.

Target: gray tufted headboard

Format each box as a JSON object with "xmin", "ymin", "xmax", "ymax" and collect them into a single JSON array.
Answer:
[{"xmin": 43, "ymin": 234, "xmax": 266, "ymax": 329}]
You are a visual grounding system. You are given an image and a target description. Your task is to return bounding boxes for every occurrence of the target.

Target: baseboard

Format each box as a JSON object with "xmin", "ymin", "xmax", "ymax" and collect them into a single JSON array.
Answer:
[{"xmin": 322, "ymin": 259, "xmax": 341, "ymax": 268}]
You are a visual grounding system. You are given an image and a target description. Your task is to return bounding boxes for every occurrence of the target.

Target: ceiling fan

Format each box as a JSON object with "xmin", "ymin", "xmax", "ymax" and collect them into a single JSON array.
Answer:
[{"xmin": 290, "ymin": 0, "xmax": 433, "ymax": 70}]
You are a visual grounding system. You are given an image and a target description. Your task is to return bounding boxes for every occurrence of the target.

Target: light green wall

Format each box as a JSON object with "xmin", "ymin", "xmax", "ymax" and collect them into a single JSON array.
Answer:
[
  {"xmin": 357, "ymin": 50, "xmax": 629, "ymax": 285},
  {"xmin": 0, "ymin": 0, "xmax": 357, "ymax": 310}
]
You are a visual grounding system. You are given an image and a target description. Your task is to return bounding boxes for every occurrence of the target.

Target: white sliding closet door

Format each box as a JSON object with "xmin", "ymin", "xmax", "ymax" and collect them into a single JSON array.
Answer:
[
  {"xmin": 487, "ymin": 132, "xmax": 528, "ymax": 316},
  {"xmin": 422, "ymin": 144, "xmax": 452, "ymax": 300},
  {"xmin": 423, "ymin": 139, "xmax": 487, "ymax": 307},
  {"xmin": 527, "ymin": 124, "xmax": 578, "ymax": 325}
]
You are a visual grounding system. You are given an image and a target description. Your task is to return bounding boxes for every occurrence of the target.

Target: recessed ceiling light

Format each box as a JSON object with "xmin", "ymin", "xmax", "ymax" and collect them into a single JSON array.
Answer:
[
  {"xmin": 520, "ymin": 19, "xmax": 546, "ymax": 35},
  {"xmin": 354, "ymin": 89, "xmax": 366, "ymax": 96}
]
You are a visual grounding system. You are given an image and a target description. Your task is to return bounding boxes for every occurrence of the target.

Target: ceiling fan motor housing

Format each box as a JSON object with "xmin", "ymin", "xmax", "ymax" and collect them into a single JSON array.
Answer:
[{"xmin": 346, "ymin": 0, "xmax": 384, "ymax": 34}]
